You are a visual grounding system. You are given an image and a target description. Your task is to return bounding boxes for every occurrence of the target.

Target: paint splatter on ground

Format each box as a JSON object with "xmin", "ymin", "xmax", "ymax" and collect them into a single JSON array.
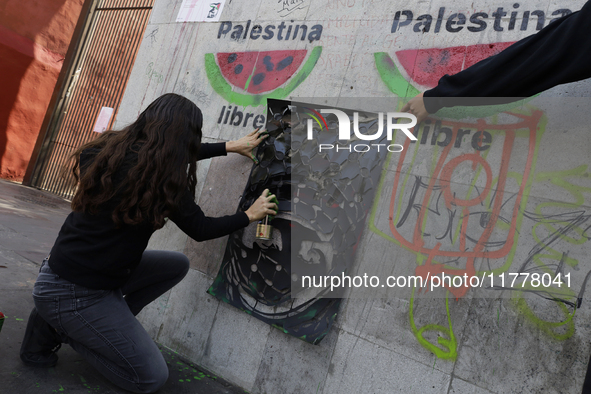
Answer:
[{"xmin": 3, "ymin": 339, "xmax": 243, "ymax": 393}]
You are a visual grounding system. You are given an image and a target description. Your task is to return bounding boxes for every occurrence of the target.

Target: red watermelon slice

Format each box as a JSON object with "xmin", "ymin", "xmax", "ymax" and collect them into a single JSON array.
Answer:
[
  {"xmin": 217, "ymin": 50, "xmax": 308, "ymax": 94},
  {"xmin": 395, "ymin": 42, "xmax": 515, "ymax": 88},
  {"xmin": 374, "ymin": 42, "xmax": 533, "ymax": 119},
  {"xmin": 206, "ymin": 47, "xmax": 322, "ymax": 107}
]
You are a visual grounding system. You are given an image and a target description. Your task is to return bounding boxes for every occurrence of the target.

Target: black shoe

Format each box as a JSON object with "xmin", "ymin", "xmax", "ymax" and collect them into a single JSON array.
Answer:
[{"xmin": 20, "ymin": 308, "xmax": 62, "ymax": 367}]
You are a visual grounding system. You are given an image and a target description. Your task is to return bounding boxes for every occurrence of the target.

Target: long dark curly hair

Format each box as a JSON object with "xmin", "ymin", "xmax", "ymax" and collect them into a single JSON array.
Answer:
[{"xmin": 70, "ymin": 93, "xmax": 203, "ymax": 228}]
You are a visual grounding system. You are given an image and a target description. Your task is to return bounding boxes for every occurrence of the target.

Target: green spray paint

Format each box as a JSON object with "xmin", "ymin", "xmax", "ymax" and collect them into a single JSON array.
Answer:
[
  {"xmin": 512, "ymin": 295, "xmax": 575, "ymax": 340},
  {"xmin": 205, "ymin": 46, "xmax": 322, "ymax": 107},
  {"xmin": 505, "ymin": 164, "xmax": 591, "ymax": 339},
  {"xmin": 374, "ymin": 52, "xmax": 420, "ymax": 98},
  {"xmin": 533, "ymin": 165, "xmax": 591, "ymax": 247},
  {"xmin": 409, "ymin": 287, "xmax": 457, "ymax": 360}
]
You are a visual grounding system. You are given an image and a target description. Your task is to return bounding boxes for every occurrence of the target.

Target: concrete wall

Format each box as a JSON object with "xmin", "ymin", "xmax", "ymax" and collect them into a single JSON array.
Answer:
[
  {"xmin": 115, "ymin": 1, "xmax": 591, "ymax": 392},
  {"xmin": 0, "ymin": 0, "xmax": 84, "ymax": 181}
]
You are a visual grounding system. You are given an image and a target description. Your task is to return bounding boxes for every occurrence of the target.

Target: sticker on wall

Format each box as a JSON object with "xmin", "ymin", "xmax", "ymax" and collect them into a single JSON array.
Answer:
[
  {"xmin": 205, "ymin": 47, "xmax": 322, "ymax": 107},
  {"xmin": 92, "ymin": 107, "xmax": 114, "ymax": 133},
  {"xmin": 176, "ymin": 0, "xmax": 226, "ymax": 22}
]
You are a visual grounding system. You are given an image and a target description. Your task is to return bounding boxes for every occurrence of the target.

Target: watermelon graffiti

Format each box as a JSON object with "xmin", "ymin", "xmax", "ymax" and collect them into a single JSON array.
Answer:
[
  {"xmin": 205, "ymin": 47, "xmax": 322, "ymax": 107},
  {"xmin": 395, "ymin": 43, "xmax": 515, "ymax": 89},
  {"xmin": 373, "ymin": 46, "xmax": 591, "ymax": 360},
  {"xmin": 374, "ymin": 44, "xmax": 533, "ymax": 119}
]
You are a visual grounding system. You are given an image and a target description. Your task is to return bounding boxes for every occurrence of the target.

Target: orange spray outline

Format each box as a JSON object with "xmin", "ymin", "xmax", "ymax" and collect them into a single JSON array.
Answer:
[{"xmin": 389, "ymin": 111, "xmax": 543, "ymax": 298}]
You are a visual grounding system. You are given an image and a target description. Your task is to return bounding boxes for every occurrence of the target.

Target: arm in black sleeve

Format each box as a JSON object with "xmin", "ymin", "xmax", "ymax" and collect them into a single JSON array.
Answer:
[
  {"xmin": 423, "ymin": 1, "xmax": 591, "ymax": 113},
  {"xmin": 197, "ymin": 142, "xmax": 227, "ymax": 161},
  {"xmin": 168, "ymin": 191, "xmax": 249, "ymax": 242}
]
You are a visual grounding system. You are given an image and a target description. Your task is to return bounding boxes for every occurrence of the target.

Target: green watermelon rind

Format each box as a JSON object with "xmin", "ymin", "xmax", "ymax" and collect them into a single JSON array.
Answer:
[
  {"xmin": 375, "ymin": 52, "xmax": 420, "ymax": 99},
  {"xmin": 374, "ymin": 52, "xmax": 533, "ymax": 119},
  {"xmin": 206, "ymin": 46, "xmax": 323, "ymax": 107}
]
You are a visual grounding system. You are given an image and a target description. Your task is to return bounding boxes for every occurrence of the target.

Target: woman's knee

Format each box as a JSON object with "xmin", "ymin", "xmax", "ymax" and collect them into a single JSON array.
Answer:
[
  {"xmin": 167, "ymin": 252, "xmax": 189, "ymax": 282},
  {"xmin": 135, "ymin": 357, "xmax": 169, "ymax": 393},
  {"xmin": 146, "ymin": 250, "xmax": 189, "ymax": 276},
  {"xmin": 176, "ymin": 253, "xmax": 190, "ymax": 277}
]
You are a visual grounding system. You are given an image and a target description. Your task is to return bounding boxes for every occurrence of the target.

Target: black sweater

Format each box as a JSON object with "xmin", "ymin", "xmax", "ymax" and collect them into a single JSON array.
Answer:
[
  {"xmin": 423, "ymin": 1, "xmax": 591, "ymax": 113},
  {"xmin": 48, "ymin": 142, "xmax": 249, "ymax": 290}
]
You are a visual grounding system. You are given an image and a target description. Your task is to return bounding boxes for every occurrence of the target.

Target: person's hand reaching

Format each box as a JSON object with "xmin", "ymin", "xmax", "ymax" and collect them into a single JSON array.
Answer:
[
  {"xmin": 402, "ymin": 92, "xmax": 429, "ymax": 125},
  {"xmin": 226, "ymin": 128, "xmax": 268, "ymax": 163}
]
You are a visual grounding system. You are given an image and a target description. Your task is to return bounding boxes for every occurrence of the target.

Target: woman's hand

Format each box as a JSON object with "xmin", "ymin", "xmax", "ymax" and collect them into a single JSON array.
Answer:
[
  {"xmin": 226, "ymin": 128, "xmax": 268, "ymax": 163},
  {"xmin": 245, "ymin": 189, "xmax": 278, "ymax": 223},
  {"xmin": 402, "ymin": 92, "xmax": 429, "ymax": 125}
]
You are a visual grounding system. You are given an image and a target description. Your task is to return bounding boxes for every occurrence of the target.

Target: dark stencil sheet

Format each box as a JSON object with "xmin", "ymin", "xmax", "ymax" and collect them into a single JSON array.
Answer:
[{"xmin": 208, "ymin": 99, "xmax": 389, "ymax": 344}]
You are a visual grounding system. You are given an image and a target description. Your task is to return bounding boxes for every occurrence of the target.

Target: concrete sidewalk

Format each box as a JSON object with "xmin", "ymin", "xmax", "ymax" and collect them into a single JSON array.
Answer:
[{"xmin": 0, "ymin": 179, "xmax": 244, "ymax": 394}]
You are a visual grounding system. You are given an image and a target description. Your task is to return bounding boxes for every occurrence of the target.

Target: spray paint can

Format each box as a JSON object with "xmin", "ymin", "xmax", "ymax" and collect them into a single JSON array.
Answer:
[
  {"xmin": 0, "ymin": 311, "xmax": 4, "ymax": 333},
  {"xmin": 255, "ymin": 195, "xmax": 278, "ymax": 241},
  {"xmin": 256, "ymin": 216, "xmax": 273, "ymax": 240}
]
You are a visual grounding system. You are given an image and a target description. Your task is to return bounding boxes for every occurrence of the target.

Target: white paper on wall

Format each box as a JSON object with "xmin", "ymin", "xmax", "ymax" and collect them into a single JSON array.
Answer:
[
  {"xmin": 176, "ymin": 0, "xmax": 226, "ymax": 22},
  {"xmin": 93, "ymin": 107, "xmax": 114, "ymax": 133}
]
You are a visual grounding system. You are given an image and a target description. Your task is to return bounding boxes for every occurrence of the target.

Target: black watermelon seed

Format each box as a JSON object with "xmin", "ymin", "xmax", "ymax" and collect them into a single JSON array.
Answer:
[
  {"xmin": 263, "ymin": 56, "xmax": 274, "ymax": 71},
  {"xmin": 252, "ymin": 73, "xmax": 266, "ymax": 85},
  {"xmin": 276, "ymin": 56, "xmax": 293, "ymax": 71},
  {"xmin": 228, "ymin": 53, "xmax": 238, "ymax": 63},
  {"xmin": 234, "ymin": 64, "xmax": 243, "ymax": 74}
]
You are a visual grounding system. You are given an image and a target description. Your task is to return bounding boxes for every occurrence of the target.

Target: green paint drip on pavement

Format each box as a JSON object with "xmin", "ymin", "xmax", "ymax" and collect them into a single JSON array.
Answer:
[{"xmin": 409, "ymin": 288, "xmax": 457, "ymax": 360}]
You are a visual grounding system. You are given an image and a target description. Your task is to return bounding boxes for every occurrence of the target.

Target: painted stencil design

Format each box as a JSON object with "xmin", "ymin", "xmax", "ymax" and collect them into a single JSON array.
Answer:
[{"xmin": 208, "ymin": 99, "xmax": 389, "ymax": 344}]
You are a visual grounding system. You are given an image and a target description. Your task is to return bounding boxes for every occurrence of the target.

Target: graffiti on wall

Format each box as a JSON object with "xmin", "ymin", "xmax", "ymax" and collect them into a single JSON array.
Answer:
[
  {"xmin": 391, "ymin": 5, "xmax": 573, "ymax": 34},
  {"xmin": 204, "ymin": 22, "xmax": 324, "ymax": 132},
  {"xmin": 372, "ymin": 46, "xmax": 591, "ymax": 359},
  {"xmin": 205, "ymin": 47, "xmax": 322, "ymax": 107},
  {"xmin": 278, "ymin": 0, "xmax": 307, "ymax": 17},
  {"xmin": 199, "ymin": 3, "xmax": 591, "ymax": 356}
]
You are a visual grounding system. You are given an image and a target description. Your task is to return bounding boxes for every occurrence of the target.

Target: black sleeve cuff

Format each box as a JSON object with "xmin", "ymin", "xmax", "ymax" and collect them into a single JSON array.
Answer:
[
  {"xmin": 423, "ymin": 89, "xmax": 444, "ymax": 114},
  {"xmin": 237, "ymin": 211, "xmax": 250, "ymax": 227},
  {"xmin": 197, "ymin": 142, "xmax": 228, "ymax": 161}
]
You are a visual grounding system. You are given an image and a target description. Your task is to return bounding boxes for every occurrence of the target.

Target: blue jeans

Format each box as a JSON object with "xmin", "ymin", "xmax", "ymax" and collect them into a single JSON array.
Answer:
[{"xmin": 33, "ymin": 251, "xmax": 189, "ymax": 393}]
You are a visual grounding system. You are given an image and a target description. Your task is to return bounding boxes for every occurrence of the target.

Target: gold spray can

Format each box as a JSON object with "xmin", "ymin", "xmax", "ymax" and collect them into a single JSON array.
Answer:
[{"xmin": 256, "ymin": 216, "xmax": 273, "ymax": 240}]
